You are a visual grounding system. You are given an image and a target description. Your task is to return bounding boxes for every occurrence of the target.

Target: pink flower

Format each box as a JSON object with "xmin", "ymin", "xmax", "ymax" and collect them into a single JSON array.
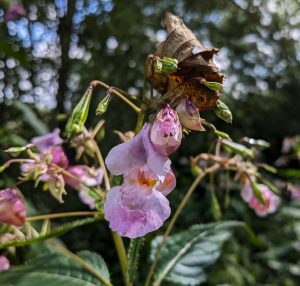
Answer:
[
  {"xmin": 241, "ymin": 182, "xmax": 280, "ymax": 217},
  {"xmin": 64, "ymin": 165, "xmax": 103, "ymax": 190},
  {"xmin": 176, "ymin": 98, "xmax": 205, "ymax": 131},
  {"xmin": 150, "ymin": 105, "xmax": 182, "ymax": 155},
  {"xmin": 5, "ymin": 4, "xmax": 26, "ymax": 22},
  {"xmin": 104, "ymin": 165, "xmax": 174, "ymax": 238},
  {"xmin": 79, "ymin": 192, "xmax": 96, "ymax": 209},
  {"xmin": 104, "ymin": 124, "xmax": 176, "ymax": 237},
  {"xmin": 32, "ymin": 129, "xmax": 63, "ymax": 154},
  {"xmin": 0, "ymin": 256, "xmax": 10, "ymax": 272},
  {"xmin": 0, "ymin": 188, "xmax": 26, "ymax": 226}
]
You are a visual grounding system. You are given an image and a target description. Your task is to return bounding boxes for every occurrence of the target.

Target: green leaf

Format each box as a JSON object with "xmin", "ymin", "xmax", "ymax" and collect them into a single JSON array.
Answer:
[
  {"xmin": 151, "ymin": 221, "xmax": 242, "ymax": 286},
  {"xmin": 14, "ymin": 101, "xmax": 49, "ymax": 135},
  {"xmin": 203, "ymin": 81, "xmax": 223, "ymax": 91},
  {"xmin": 0, "ymin": 217, "xmax": 98, "ymax": 249},
  {"xmin": 0, "ymin": 250, "xmax": 111, "ymax": 286},
  {"xmin": 127, "ymin": 238, "xmax": 145, "ymax": 283},
  {"xmin": 214, "ymin": 100, "xmax": 233, "ymax": 124}
]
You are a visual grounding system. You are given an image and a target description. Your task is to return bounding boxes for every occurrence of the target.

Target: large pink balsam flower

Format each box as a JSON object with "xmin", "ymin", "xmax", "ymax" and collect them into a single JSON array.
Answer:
[
  {"xmin": 0, "ymin": 188, "xmax": 26, "ymax": 226},
  {"xmin": 32, "ymin": 129, "xmax": 63, "ymax": 154},
  {"xmin": 241, "ymin": 182, "xmax": 280, "ymax": 217},
  {"xmin": 106, "ymin": 124, "xmax": 171, "ymax": 181},
  {"xmin": 150, "ymin": 105, "xmax": 182, "ymax": 155},
  {"xmin": 176, "ymin": 98, "xmax": 205, "ymax": 131},
  {"xmin": 104, "ymin": 166, "xmax": 175, "ymax": 238}
]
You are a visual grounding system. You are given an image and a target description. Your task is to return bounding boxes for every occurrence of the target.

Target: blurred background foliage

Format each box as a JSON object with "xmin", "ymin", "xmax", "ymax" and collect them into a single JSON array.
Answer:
[{"xmin": 0, "ymin": 0, "xmax": 300, "ymax": 285}]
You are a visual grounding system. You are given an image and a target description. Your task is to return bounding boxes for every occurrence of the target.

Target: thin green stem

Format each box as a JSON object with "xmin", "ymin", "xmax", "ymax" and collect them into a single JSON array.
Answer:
[
  {"xmin": 26, "ymin": 211, "xmax": 100, "ymax": 222},
  {"xmin": 90, "ymin": 80, "xmax": 141, "ymax": 113},
  {"xmin": 91, "ymin": 138, "xmax": 131, "ymax": 286},
  {"xmin": 51, "ymin": 243, "xmax": 113, "ymax": 286},
  {"xmin": 134, "ymin": 111, "xmax": 145, "ymax": 134},
  {"xmin": 145, "ymin": 164, "xmax": 219, "ymax": 286},
  {"xmin": 112, "ymin": 231, "xmax": 132, "ymax": 286}
]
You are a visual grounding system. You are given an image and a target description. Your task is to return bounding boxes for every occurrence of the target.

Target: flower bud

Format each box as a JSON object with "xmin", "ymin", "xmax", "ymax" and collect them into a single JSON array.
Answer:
[
  {"xmin": 65, "ymin": 86, "xmax": 93, "ymax": 138},
  {"xmin": 0, "ymin": 188, "xmax": 26, "ymax": 226},
  {"xmin": 214, "ymin": 99, "xmax": 233, "ymax": 124},
  {"xmin": 96, "ymin": 92, "xmax": 111, "ymax": 115},
  {"xmin": 176, "ymin": 98, "xmax": 205, "ymax": 131},
  {"xmin": 150, "ymin": 105, "xmax": 182, "ymax": 155},
  {"xmin": 154, "ymin": 57, "xmax": 178, "ymax": 74}
]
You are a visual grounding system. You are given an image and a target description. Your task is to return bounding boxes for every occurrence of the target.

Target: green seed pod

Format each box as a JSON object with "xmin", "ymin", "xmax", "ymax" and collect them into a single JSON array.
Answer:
[
  {"xmin": 221, "ymin": 139, "xmax": 254, "ymax": 159},
  {"xmin": 214, "ymin": 99, "xmax": 233, "ymax": 124},
  {"xmin": 154, "ymin": 57, "xmax": 178, "ymax": 74},
  {"xmin": 214, "ymin": 130, "xmax": 232, "ymax": 140},
  {"xmin": 96, "ymin": 92, "xmax": 111, "ymax": 115},
  {"xmin": 203, "ymin": 81, "xmax": 223, "ymax": 91},
  {"xmin": 250, "ymin": 180, "xmax": 265, "ymax": 204},
  {"xmin": 65, "ymin": 86, "xmax": 93, "ymax": 138}
]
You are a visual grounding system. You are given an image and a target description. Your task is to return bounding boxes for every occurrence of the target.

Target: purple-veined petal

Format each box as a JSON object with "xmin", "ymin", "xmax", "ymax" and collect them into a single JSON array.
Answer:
[{"xmin": 104, "ymin": 185, "xmax": 171, "ymax": 238}]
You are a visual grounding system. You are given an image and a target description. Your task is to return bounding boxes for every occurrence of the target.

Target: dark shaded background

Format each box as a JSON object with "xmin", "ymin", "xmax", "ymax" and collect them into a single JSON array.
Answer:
[{"xmin": 0, "ymin": 1, "xmax": 300, "ymax": 285}]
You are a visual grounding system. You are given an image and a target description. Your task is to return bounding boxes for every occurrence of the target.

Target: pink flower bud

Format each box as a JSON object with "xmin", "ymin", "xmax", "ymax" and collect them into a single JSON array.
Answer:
[
  {"xmin": 0, "ymin": 256, "xmax": 10, "ymax": 272},
  {"xmin": 176, "ymin": 98, "xmax": 205, "ymax": 131},
  {"xmin": 0, "ymin": 188, "xmax": 26, "ymax": 226},
  {"xmin": 150, "ymin": 105, "xmax": 182, "ymax": 155}
]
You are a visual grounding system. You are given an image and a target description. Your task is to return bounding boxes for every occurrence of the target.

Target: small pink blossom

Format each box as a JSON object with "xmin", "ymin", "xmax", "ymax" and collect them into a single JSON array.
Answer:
[
  {"xmin": 0, "ymin": 188, "xmax": 26, "ymax": 226},
  {"xmin": 5, "ymin": 4, "xmax": 26, "ymax": 22},
  {"xmin": 241, "ymin": 182, "xmax": 280, "ymax": 217},
  {"xmin": 64, "ymin": 165, "xmax": 103, "ymax": 190},
  {"xmin": 150, "ymin": 105, "xmax": 182, "ymax": 155},
  {"xmin": 0, "ymin": 256, "xmax": 10, "ymax": 272},
  {"xmin": 176, "ymin": 98, "xmax": 205, "ymax": 131},
  {"xmin": 32, "ymin": 129, "xmax": 63, "ymax": 154},
  {"xmin": 79, "ymin": 192, "xmax": 96, "ymax": 209}
]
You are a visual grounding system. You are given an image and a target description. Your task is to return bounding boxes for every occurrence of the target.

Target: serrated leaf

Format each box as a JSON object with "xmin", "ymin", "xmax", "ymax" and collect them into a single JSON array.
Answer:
[
  {"xmin": 151, "ymin": 221, "xmax": 242, "ymax": 286},
  {"xmin": 0, "ymin": 217, "xmax": 98, "ymax": 249},
  {"xmin": 0, "ymin": 250, "xmax": 111, "ymax": 286}
]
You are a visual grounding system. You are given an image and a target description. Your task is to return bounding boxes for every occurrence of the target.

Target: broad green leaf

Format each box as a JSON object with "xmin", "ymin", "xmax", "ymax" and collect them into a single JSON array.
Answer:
[
  {"xmin": 14, "ymin": 101, "xmax": 49, "ymax": 135},
  {"xmin": 0, "ymin": 250, "xmax": 111, "ymax": 286},
  {"xmin": 151, "ymin": 221, "xmax": 242, "ymax": 286},
  {"xmin": 0, "ymin": 217, "xmax": 98, "ymax": 249}
]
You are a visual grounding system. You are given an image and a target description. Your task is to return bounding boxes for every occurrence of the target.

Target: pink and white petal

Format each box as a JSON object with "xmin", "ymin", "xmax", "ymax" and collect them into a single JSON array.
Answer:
[
  {"xmin": 105, "ymin": 130, "xmax": 146, "ymax": 175},
  {"xmin": 142, "ymin": 124, "xmax": 171, "ymax": 181},
  {"xmin": 155, "ymin": 169, "xmax": 176, "ymax": 196}
]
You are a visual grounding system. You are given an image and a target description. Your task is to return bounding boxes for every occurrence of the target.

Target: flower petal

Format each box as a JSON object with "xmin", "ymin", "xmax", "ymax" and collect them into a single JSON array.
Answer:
[
  {"xmin": 0, "ymin": 188, "xmax": 26, "ymax": 226},
  {"xmin": 104, "ymin": 185, "xmax": 170, "ymax": 238},
  {"xmin": 105, "ymin": 128, "xmax": 146, "ymax": 175},
  {"xmin": 32, "ymin": 128, "xmax": 63, "ymax": 154}
]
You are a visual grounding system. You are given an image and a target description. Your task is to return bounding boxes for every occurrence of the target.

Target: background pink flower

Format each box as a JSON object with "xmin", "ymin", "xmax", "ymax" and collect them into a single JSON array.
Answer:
[{"xmin": 0, "ymin": 188, "xmax": 26, "ymax": 226}]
